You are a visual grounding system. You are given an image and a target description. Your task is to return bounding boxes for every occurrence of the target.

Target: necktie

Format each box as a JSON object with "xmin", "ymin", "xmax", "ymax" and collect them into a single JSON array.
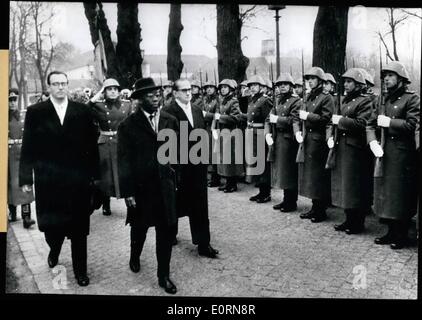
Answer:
[{"xmin": 149, "ymin": 113, "xmax": 156, "ymax": 132}]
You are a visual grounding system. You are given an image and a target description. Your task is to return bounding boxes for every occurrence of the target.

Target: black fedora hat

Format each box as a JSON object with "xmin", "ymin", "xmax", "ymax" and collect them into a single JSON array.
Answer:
[{"xmin": 131, "ymin": 77, "xmax": 161, "ymax": 99}]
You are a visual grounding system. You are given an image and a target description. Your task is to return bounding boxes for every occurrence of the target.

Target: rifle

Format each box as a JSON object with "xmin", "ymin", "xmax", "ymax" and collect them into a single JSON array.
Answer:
[
  {"xmin": 374, "ymin": 43, "xmax": 386, "ymax": 177},
  {"xmin": 296, "ymin": 50, "xmax": 306, "ymax": 163},
  {"xmin": 267, "ymin": 61, "xmax": 277, "ymax": 162},
  {"xmin": 325, "ymin": 73, "xmax": 342, "ymax": 169}
]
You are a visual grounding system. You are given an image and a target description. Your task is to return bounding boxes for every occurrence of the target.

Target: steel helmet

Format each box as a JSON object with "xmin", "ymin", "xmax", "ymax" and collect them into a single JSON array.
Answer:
[
  {"xmin": 240, "ymin": 80, "xmax": 249, "ymax": 87},
  {"xmin": 229, "ymin": 79, "xmax": 238, "ymax": 89},
  {"xmin": 324, "ymin": 73, "xmax": 336, "ymax": 85},
  {"xmin": 264, "ymin": 78, "xmax": 273, "ymax": 89},
  {"xmin": 247, "ymin": 75, "xmax": 266, "ymax": 87},
  {"xmin": 304, "ymin": 67, "xmax": 326, "ymax": 81},
  {"xmin": 191, "ymin": 80, "xmax": 201, "ymax": 88},
  {"xmin": 275, "ymin": 73, "xmax": 295, "ymax": 86},
  {"xmin": 162, "ymin": 80, "xmax": 174, "ymax": 88},
  {"xmin": 218, "ymin": 79, "xmax": 236, "ymax": 90},
  {"xmin": 382, "ymin": 61, "xmax": 411, "ymax": 83},
  {"xmin": 103, "ymin": 78, "xmax": 121, "ymax": 90},
  {"xmin": 294, "ymin": 78, "xmax": 304, "ymax": 86},
  {"xmin": 202, "ymin": 81, "xmax": 217, "ymax": 89},
  {"xmin": 342, "ymin": 68, "xmax": 366, "ymax": 85}
]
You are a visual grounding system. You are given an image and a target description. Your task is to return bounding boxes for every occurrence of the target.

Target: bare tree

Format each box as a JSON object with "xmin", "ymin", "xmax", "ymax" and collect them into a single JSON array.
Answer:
[{"xmin": 167, "ymin": 4, "xmax": 184, "ymax": 81}]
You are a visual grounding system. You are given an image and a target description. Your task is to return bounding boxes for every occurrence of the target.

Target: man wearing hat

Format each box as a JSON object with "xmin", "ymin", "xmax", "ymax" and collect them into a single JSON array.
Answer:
[
  {"xmin": 294, "ymin": 79, "xmax": 305, "ymax": 99},
  {"xmin": 161, "ymin": 80, "xmax": 174, "ymax": 108},
  {"xmin": 88, "ymin": 78, "xmax": 132, "ymax": 216},
  {"xmin": 118, "ymin": 77, "xmax": 179, "ymax": 294},
  {"xmin": 367, "ymin": 61, "xmax": 420, "ymax": 249},
  {"xmin": 162, "ymin": 79, "xmax": 220, "ymax": 259},
  {"xmin": 323, "ymin": 73, "xmax": 337, "ymax": 96},
  {"xmin": 190, "ymin": 80, "xmax": 204, "ymax": 110},
  {"xmin": 8, "ymin": 88, "xmax": 35, "ymax": 228}
]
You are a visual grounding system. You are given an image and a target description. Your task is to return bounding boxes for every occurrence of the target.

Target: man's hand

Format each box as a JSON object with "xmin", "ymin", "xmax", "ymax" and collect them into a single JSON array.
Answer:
[
  {"xmin": 332, "ymin": 114, "xmax": 343, "ymax": 125},
  {"xmin": 269, "ymin": 114, "xmax": 278, "ymax": 124},
  {"xmin": 327, "ymin": 137, "xmax": 335, "ymax": 149},
  {"xmin": 125, "ymin": 197, "xmax": 136, "ymax": 208},
  {"xmin": 212, "ymin": 129, "xmax": 219, "ymax": 140},
  {"xmin": 265, "ymin": 133, "xmax": 274, "ymax": 146},
  {"xmin": 299, "ymin": 110, "xmax": 309, "ymax": 120},
  {"xmin": 202, "ymin": 110, "xmax": 207, "ymax": 117},
  {"xmin": 214, "ymin": 113, "xmax": 221, "ymax": 120},
  {"xmin": 377, "ymin": 115, "xmax": 391, "ymax": 128},
  {"xmin": 369, "ymin": 140, "xmax": 384, "ymax": 157},
  {"xmin": 22, "ymin": 185, "xmax": 32, "ymax": 193},
  {"xmin": 295, "ymin": 132, "xmax": 304, "ymax": 144},
  {"xmin": 90, "ymin": 86, "xmax": 104, "ymax": 103}
]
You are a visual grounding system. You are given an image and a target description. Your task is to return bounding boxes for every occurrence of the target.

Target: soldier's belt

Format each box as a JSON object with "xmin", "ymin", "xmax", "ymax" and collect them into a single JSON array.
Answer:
[
  {"xmin": 8, "ymin": 139, "xmax": 22, "ymax": 145},
  {"xmin": 100, "ymin": 131, "xmax": 117, "ymax": 136},
  {"xmin": 247, "ymin": 122, "xmax": 264, "ymax": 128}
]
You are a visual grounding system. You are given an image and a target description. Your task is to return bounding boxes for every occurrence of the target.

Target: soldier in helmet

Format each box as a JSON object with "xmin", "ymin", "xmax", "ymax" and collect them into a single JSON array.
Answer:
[
  {"xmin": 88, "ymin": 78, "xmax": 132, "ymax": 215},
  {"xmin": 267, "ymin": 74, "xmax": 301, "ymax": 212},
  {"xmin": 8, "ymin": 88, "xmax": 36, "ymax": 228},
  {"xmin": 190, "ymin": 80, "xmax": 204, "ymax": 110},
  {"xmin": 294, "ymin": 79, "xmax": 304, "ymax": 99},
  {"xmin": 214, "ymin": 79, "xmax": 244, "ymax": 192},
  {"xmin": 367, "ymin": 61, "xmax": 419, "ymax": 249},
  {"xmin": 201, "ymin": 81, "xmax": 221, "ymax": 187},
  {"xmin": 327, "ymin": 68, "xmax": 373, "ymax": 234},
  {"xmin": 294, "ymin": 67, "xmax": 334, "ymax": 222},
  {"xmin": 237, "ymin": 80, "xmax": 250, "ymax": 182},
  {"xmin": 244, "ymin": 75, "xmax": 274, "ymax": 203},
  {"xmin": 161, "ymin": 80, "xmax": 174, "ymax": 108},
  {"xmin": 323, "ymin": 73, "xmax": 336, "ymax": 96}
]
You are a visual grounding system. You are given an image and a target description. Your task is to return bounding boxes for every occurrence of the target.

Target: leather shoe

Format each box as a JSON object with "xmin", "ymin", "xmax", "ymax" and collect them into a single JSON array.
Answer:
[
  {"xmin": 300, "ymin": 209, "xmax": 315, "ymax": 219},
  {"xmin": 311, "ymin": 212, "xmax": 327, "ymax": 223},
  {"xmin": 374, "ymin": 234, "xmax": 395, "ymax": 245},
  {"xmin": 224, "ymin": 186, "xmax": 237, "ymax": 193},
  {"xmin": 198, "ymin": 245, "xmax": 219, "ymax": 258},
  {"xmin": 47, "ymin": 252, "xmax": 58, "ymax": 268},
  {"xmin": 218, "ymin": 185, "xmax": 227, "ymax": 191},
  {"xmin": 75, "ymin": 274, "xmax": 90, "ymax": 287},
  {"xmin": 390, "ymin": 238, "xmax": 409, "ymax": 250},
  {"xmin": 249, "ymin": 193, "xmax": 261, "ymax": 201},
  {"xmin": 256, "ymin": 195, "xmax": 271, "ymax": 203},
  {"xmin": 172, "ymin": 237, "xmax": 178, "ymax": 246},
  {"xmin": 158, "ymin": 276, "xmax": 177, "ymax": 294},
  {"xmin": 281, "ymin": 204, "xmax": 297, "ymax": 212},
  {"xmin": 334, "ymin": 222, "xmax": 349, "ymax": 231},
  {"xmin": 208, "ymin": 181, "xmax": 220, "ymax": 187},
  {"xmin": 345, "ymin": 226, "xmax": 364, "ymax": 235},
  {"xmin": 273, "ymin": 202, "xmax": 284, "ymax": 210},
  {"xmin": 129, "ymin": 257, "xmax": 140, "ymax": 273},
  {"xmin": 102, "ymin": 208, "xmax": 112, "ymax": 216}
]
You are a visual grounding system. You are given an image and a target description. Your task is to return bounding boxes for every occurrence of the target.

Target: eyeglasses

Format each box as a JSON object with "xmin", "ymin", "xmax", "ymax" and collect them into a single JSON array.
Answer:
[
  {"xmin": 50, "ymin": 82, "xmax": 68, "ymax": 87},
  {"xmin": 178, "ymin": 88, "xmax": 191, "ymax": 93}
]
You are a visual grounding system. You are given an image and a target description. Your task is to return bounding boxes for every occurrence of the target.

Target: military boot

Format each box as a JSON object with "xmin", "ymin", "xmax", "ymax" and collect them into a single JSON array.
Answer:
[
  {"xmin": 102, "ymin": 196, "xmax": 112, "ymax": 216},
  {"xmin": 8, "ymin": 205, "xmax": 17, "ymax": 222},
  {"xmin": 22, "ymin": 204, "xmax": 35, "ymax": 229}
]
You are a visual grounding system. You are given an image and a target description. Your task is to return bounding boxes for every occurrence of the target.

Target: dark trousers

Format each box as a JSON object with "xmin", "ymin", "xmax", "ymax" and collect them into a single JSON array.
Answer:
[
  {"xmin": 44, "ymin": 231, "xmax": 87, "ymax": 277},
  {"xmin": 174, "ymin": 213, "xmax": 211, "ymax": 248},
  {"xmin": 102, "ymin": 195, "xmax": 110, "ymax": 210},
  {"xmin": 131, "ymin": 223, "xmax": 176, "ymax": 278},
  {"xmin": 226, "ymin": 176, "xmax": 237, "ymax": 187},
  {"xmin": 284, "ymin": 189, "xmax": 298, "ymax": 205},
  {"xmin": 8, "ymin": 204, "xmax": 31, "ymax": 215},
  {"xmin": 312, "ymin": 199, "xmax": 327, "ymax": 213}
]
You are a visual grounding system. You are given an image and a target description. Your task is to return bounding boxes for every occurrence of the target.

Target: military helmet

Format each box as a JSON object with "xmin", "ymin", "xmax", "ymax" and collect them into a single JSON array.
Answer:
[
  {"xmin": 229, "ymin": 79, "xmax": 238, "ymax": 89},
  {"xmin": 358, "ymin": 68, "xmax": 374, "ymax": 87},
  {"xmin": 275, "ymin": 73, "xmax": 295, "ymax": 86},
  {"xmin": 247, "ymin": 75, "xmax": 266, "ymax": 87},
  {"xmin": 9, "ymin": 88, "xmax": 19, "ymax": 98},
  {"xmin": 304, "ymin": 67, "xmax": 326, "ymax": 81},
  {"xmin": 218, "ymin": 79, "xmax": 236, "ymax": 90},
  {"xmin": 264, "ymin": 78, "xmax": 273, "ymax": 89},
  {"xmin": 202, "ymin": 81, "xmax": 217, "ymax": 89},
  {"xmin": 191, "ymin": 80, "xmax": 201, "ymax": 88},
  {"xmin": 324, "ymin": 73, "xmax": 336, "ymax": 85},
  {"xmin": 294, "ymin": 78, "xmax": 304, "ymax": 87},
  {"xmin": 103, "ymin": 78, "xmax": 121, "ymax": 90},
  {"xmin": 382, "ymin": 61, "xmax": 411, "ymax": 83},
  {"xmin": 162, "ymin": 80, "xmax": 174, "ymax": 88},
  {"xmin": 240, "ymin": 80, "xmax": 248, "ymax": 87},
  {"xmin": 342, "ymin": 68, "xmax": 366, "ymax": 85}
]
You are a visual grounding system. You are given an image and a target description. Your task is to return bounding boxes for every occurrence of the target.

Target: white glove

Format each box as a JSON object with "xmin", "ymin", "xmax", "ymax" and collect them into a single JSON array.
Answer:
[
  {"xmin": 269, "ymin": 114, "xmax": 279, "ymax": 124},
  {"xmin": 214, "ymin": 113, "xmax": 221, "ymax": 120},
  {"xmin": 327, "ymin": 137, "xmax": 334, "ymax": 149},
  {"xmin": 202, "ymin": 110, "xmax": 207, "ymax": 117},
  {"xmin": 22, "ymin": 185, "xmax": 33, "ymax": 193},
  {"xmin": 295, "ymin": 132, "xmax": 304, "ymax": 144},
  {"xmin": 90, "ymin": 86, "xmax": 104, "ymax": 102},
  {"xmin": 299, "ymin": 110, "xmax": 309, "ymax": 120},
  {"xmin": 369, "ymin": 140, "xmax": 384, "ymax": 157},
  {"xmin": 265, "ymin": 133, "xmax": 274, "ymax": 146},
  {"xmin": 332, "ymin": 114, "xmax": 342, "ymax": 125},
  {"xmin": 212, "ymin": 129, "xmax": 219, "ymax": 140},
  {"xmin": 125, "ymin": 197, "xmax": 136, "ymax": 208},
  {"xmin": 377, "ymin": 115, "xmax": 391, "ymax": 128}
]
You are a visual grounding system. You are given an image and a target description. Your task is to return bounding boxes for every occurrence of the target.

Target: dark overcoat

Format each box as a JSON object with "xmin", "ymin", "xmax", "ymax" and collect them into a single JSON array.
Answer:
[
  {"xmin": 19, "ymin": 100, "xmax": 100, "ymax": 236},
  {"xmin": 88, "ymin": 99, "xmax": 132, "ymax": 198},
  {"xmin": 366, "ymin": 86, "xmax": 419, "ymax": 220},
  {"xmin": 117, "ymin": 110, "xmax": 178, "ymax": 227},
  {"xmin": 293, "ymin": 86, "xmax": 334, "ymax": 200},
  {"xmin": 327, "ymin": 91, "xmax": 372, "ymax": 209},
  {"xmin": 269, "ymin": 93, "xmax": 301, "ymax": 190},
  {"xmin": 8, "ymin": 110, "xmax": 35, "ymax": 205}
]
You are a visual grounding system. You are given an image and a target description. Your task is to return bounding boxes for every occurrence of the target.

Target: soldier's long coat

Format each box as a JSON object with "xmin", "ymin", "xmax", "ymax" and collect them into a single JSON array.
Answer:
[
  {"xmin": 216, "ymin": 94, "xmax": 244, "ymax": 177},
  {"xmin": 327, "ymin": 90, "xmax": 373, "ymax": 209},
  {"xmin": 203, "ymin": 94, "xmax": 219, "ymax": 172},
  {"xmin": 19, "ymin": 100, "xmax": 100, "ymax": 236},
  {"xmin": 366, "ymin": 85, "xmax": 419, "ymax": 220},
  {"xmin": 117, "ymin": 110, "xmax": 178, "ymax": 228},
  {"xmin": 293, "ymin": 86, "xmax": 334, "ymax": 200},
  {"xmin": 88, "ymin": 99, "xmax": 132, "ymax": 198},
  {"xmin": 8, "ymin": 110, "xmax": 34, "ymax": 205},
  {"xmin": 268, "ymin": 93, "xmax": 301, "ymax": 190}
]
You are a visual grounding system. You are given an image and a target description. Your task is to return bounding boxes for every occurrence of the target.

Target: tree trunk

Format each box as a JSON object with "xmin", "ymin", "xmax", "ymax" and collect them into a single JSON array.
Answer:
[
  {"xmin": 167, "ymin": 4, "xmax": 184, "ymax": 81},
  {"xmin": 312, "ymin": 6, "xmax": 349, "ymax": 84},
  {"xmin": 216, "ymin": 4, "xmax": 249, "ymax": 84},
  {"xmin": 116, "ymin": 2, "xmax": 143, "ymax": 88},
  {"xmin": 83, "ymin": 2, "xmax": 121, "ymax": 81}
]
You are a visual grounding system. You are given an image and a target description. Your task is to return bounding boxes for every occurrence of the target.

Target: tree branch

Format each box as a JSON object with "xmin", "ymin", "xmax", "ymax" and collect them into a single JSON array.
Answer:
[{"xmin": 377, "ymin": 31, "xmax": 394, "ymax": 61}]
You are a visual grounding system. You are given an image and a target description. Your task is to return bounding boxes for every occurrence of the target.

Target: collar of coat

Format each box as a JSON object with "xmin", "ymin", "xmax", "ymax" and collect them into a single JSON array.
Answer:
[
  {"xmin": 205, "ymin": 94, "xmax": 217, "ymax": 103},
  {"xmin": 343, "ymin": 89, "xmax": 363, "ymax": 104},
  {"xmin": 307, "ymin": 85, "xmax": 324, "ymax": 101},
  {"xmin": 278, "ymin": 91, "xmax": 293, "ymax": 105},
  {"xmin": 221, "ymin": 93, "xmax": 234, "ymax": 105},
  {"xmin": 9, "ymin": 109, "xmax": 20, "ymax": 121},
  {"xmin": 251, "ymin": 91, "xmax": 263, "ymax": 103},
  {"xmin": 105, "ymin": 98, "xmax": 121, "ymax": 109},
  {"xmin": 386, "ymin": 84, "xmax": 406, "ymax": 103}
]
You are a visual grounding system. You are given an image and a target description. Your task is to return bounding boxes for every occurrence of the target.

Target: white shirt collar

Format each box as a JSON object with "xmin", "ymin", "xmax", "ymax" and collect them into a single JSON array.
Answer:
[
  {"xmin": 50, "ymin": 96, "xmax": 68, "ymax": 109},
  {"xmin": 175, "ymin": 99, "xmax": 191, "ymax": 110}
]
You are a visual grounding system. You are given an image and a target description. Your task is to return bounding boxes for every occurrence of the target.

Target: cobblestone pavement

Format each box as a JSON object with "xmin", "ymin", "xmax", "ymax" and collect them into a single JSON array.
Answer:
[{"xmin": 7, "ymin": 182, "xmax": 418, "ymax": 298}]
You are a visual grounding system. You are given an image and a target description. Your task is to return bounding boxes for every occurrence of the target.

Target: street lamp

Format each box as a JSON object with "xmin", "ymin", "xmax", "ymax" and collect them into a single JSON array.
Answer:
[{"xmin": 268, "ymin": 5, "xmax": 286, "ymax": 78}]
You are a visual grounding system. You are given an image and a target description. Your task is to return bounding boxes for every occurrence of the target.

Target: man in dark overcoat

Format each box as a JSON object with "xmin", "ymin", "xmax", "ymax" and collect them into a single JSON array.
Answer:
[
  {"xmin": 118, "ymin": 77, "xmax": 179, "ymax": 294},
  {"xmin": 19, "ymin": 71, "xmax": 100, "ymax": 286},
  {"xmin": 162, "ymin": 79, "xmax": 219, "ymax": 258}
]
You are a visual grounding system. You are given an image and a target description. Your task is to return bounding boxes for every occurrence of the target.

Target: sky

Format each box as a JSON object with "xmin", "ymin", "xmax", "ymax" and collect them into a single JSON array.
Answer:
[{"xmin": 22, "ymin": 2, "xmax": 422, "ymax": 65}]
